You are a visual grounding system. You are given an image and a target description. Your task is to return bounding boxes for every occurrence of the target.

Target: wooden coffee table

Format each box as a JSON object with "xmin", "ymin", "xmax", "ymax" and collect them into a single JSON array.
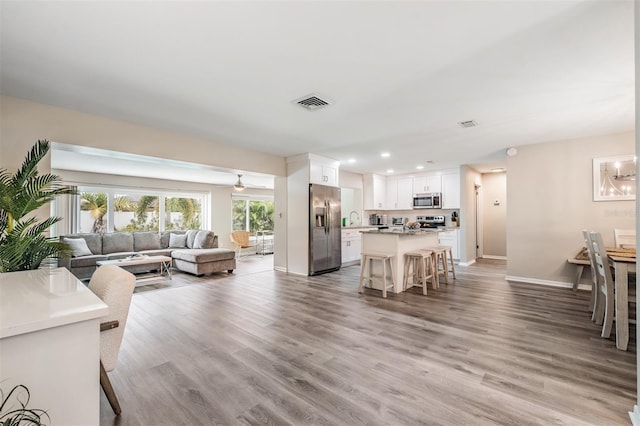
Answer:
[{"xmin": 96, "ymin": 255, "xmax": 172, "ymax": 284}]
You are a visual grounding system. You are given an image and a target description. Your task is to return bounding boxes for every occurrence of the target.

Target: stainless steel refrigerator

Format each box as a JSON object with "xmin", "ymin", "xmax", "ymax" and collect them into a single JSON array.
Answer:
[{"xmin": 309, "ymin": 184, "xmax": 341, "ymax": 275}]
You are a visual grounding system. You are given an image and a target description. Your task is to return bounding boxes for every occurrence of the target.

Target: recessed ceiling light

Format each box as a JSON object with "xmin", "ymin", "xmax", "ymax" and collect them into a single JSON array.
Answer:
[
  {"xmin": 381, "ymin": 152, "xmax": 390, "ymax": 158},
  {"xmin": 387, "ymin": 169, "xmax": 394, "ymax": 173},
  {"xmin": 347, "ymin": 158, "xmax": 356, "ymax": 164},
  {"xmin": 416, "ymin": 165, "xmax": 424, "ymax": 170},
  {"xmin": 491, "ymin": 168, "xmax": 505, "ymax": 173}
]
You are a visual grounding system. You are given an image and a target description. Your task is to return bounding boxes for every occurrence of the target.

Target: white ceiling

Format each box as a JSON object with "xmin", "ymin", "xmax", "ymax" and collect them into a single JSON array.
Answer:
[{"xmin": 1, "ymin": 1, "xmax": 635, "ymax": 179}]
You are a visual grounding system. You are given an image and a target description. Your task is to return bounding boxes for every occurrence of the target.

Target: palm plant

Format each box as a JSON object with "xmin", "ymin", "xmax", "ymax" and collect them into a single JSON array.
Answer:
[
  {"xmin": 0, "ymin": 140, "xmax": 76, "ymax": 272},
  {"xmin": 80, "ymin": 192, "xmax": 107, "ymax": 233},
  {"xmin": 249, "ymin": 201, "xmax": 274, "ymax": 232},
  {"xmin": 166, "ymin": 197, "xmax": 200, "ymax": 229},
  {"xmin": 131, "ymin": 195, "xmax": 158, "ymax": 231}
]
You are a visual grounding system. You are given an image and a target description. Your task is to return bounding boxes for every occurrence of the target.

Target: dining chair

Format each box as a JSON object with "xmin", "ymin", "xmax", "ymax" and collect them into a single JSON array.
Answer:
[
  {"xmin": 614, "ymin": 229, "xmax": 636, "ymax": 249},
  {"xmin": 88, "ymin": 265, "xmax": 136, "ymax": 415},
  {"xmin": 581, "ymin": 230, "xmax": 601, "ymax": 320},
  {"xmin": 230, "ymin": 230, "xmax": 257, "ymax": 260},
  {"xmin": 589, "ymin": 231, "xmax": 616, "ymax": 338}
]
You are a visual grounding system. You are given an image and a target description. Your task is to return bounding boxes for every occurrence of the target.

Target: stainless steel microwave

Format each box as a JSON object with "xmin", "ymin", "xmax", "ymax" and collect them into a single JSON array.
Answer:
[{"xmin": 413, "ymin": 193, "xmax": 442, "ymax": 209}]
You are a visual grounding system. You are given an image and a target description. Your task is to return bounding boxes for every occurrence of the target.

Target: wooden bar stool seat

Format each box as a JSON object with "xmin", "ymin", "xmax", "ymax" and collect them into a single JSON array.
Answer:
[
  {"xmin": 358, "ymin": 252, "xmax": 395, "ymax": 298},
  {"xmin": 403, "ymin": 250, "xmax": 435, "ymax": 295},
  {"xmin": 423, "ymin": 245, "xmax": 456, "ymax": 286}
]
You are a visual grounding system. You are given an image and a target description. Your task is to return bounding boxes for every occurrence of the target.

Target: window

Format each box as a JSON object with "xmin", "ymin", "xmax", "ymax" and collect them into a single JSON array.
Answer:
[
  {"xmin": 76, "ymin": 186, "xmax": 207, "ymax": 233},
  {"xmin": 232, "ymin": 198, "xmax": 274, "ymax": 233}
]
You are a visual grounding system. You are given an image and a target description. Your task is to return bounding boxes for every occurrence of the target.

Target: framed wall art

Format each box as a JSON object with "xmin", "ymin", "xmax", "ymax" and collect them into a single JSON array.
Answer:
[{"xmin": 593, "ymin": 155, "xmax": 636, "ymax": 201}]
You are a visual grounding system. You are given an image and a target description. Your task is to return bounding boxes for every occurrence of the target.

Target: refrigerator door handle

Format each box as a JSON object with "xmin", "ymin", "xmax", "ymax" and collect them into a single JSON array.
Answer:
[{"xmin": 325, "ymin": 200, "xmax": 330, "ymax": 234}]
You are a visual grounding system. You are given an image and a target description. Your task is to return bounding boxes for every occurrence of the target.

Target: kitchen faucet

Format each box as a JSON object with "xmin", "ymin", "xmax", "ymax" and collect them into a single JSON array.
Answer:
[{"xmin": 349, "ymin": 210, "xmax": 360, "ymax": 226}]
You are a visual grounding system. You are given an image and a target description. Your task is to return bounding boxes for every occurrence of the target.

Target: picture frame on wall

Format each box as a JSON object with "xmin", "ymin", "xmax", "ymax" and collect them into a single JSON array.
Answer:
[{"xmin": 593, "ymin": 155, "xmax": 636, "ymax": 201}]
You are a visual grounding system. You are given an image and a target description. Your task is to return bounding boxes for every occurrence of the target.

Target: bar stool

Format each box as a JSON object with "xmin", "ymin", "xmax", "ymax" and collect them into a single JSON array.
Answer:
[
  {"xmin": 424, "ymin": 245, "xmax": 456, "ymax": 286},
  {"xmin": 403, "ymin": 250, "xmax": 435, "ymax": 295},
  {"xmin": 358, "ymin": 252, "xmax": 395, "ymax": 298}
]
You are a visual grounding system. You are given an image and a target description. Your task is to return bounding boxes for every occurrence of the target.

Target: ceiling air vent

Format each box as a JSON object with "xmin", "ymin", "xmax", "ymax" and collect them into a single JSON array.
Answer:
[
  {"xmin": 458, "ymin": 120, "xmax": 478, "ymax": 128},
  {"xmin": 294, "ymin": 93, "xmax": 331, "ymax": 111}
]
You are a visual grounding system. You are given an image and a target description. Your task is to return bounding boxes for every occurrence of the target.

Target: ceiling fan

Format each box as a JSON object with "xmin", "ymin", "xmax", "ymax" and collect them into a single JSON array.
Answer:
[
  {"xmin": 212, "ymin": 172, "xmax": 271, "ymax": 190},
  {"xmin": 233, "ymin": 174, "xmax": 245, "ymax": 192}
]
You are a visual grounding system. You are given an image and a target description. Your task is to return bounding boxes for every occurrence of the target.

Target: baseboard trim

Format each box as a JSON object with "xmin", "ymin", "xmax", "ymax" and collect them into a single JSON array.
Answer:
[
  {"xmin": 458, "ymin": 259, "xmax": 476, "ymax": 267},
  {"xmin": 482, "ymin": 255, "xmax": 507, "ymax": 260},
  {"xmin": 630, "ymin": 405, "xmax": 640, "ymax": 426},
  {"xmin": 274, "ymin": 266, "xmax": 287, "ymax": 273},
  {"xmin": 505, "ymin": 275, "xmax": 592, "ymax": 291}
]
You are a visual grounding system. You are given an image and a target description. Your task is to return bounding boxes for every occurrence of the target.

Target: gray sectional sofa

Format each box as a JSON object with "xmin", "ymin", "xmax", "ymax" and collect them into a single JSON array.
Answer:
[{"xmin": 59, "ymin": 230, "xmax": 236, "ymax": 280}]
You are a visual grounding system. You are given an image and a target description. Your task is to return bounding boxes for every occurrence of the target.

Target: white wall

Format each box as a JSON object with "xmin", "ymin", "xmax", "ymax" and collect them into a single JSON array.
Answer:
[
  {"xmin": 0, "ymin": 96, "xmax": 285, "ymax": 177},
  {"xmin": 506, "ymin": 131, "xmax": 635, "ymax": 285},
  {"xmin": 339, "ymin": 170, "xmax": 363, "ymax": 189},
  {"xmin": 482, "ymin": 172, "xmax": 507, "ymax": 257}
]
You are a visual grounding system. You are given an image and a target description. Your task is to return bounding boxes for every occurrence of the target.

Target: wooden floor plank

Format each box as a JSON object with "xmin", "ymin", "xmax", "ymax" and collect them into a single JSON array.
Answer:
[{"xmin": 100, "ymin": 259, "xmax": 636, "ymax": 425}]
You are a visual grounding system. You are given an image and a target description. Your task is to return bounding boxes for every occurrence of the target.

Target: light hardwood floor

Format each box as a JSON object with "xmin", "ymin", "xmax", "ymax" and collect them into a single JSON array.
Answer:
[{"xmin": 102, "ymin": 259, "xmax": 636, "ymax": 425}]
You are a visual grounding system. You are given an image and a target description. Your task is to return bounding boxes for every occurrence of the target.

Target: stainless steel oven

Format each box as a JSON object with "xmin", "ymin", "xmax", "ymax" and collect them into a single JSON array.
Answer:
[{"xmin": 412, "ymin": 193, "xmax": 442, "ymax": 209}]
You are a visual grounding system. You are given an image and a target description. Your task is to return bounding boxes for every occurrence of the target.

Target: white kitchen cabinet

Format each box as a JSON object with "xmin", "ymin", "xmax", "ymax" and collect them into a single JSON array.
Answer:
[
  {"xmin": 442, "ymin": 173, "xmax": 460, "ymax": 209},
  {"xmin": 364, "ymin": 174, "xmax": 386, "ymax": 210},
  {"xmin": 438, "ymin": 229, "xmax": 460, "ymax": 260},
  {"xmin": 310, "ymin": 162, "xmax": 338, "ymax": 187},
  {"xmin": 341, "ymin": 229, "xmax": 362, "ymax": 265},
  {"xmin": 413, "ymin": 175, "xmax": 442, "ymax": 194},
  {"xmin": 397, "ymin": 178, "xmax": 413, "ymax": 210},
  {"xmin": 386, "ymin": 177, "xmax": 413, "ymax": 210}
]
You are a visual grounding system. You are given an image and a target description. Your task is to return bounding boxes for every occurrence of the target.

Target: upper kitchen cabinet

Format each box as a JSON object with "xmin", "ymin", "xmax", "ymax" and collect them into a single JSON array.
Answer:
[
  {"xmin": 442, "ymin": 173, "xmax": 460, "ymax": 209},
  {"xmin": 386, "ymin": 177, "xmax": 413, "ymax": 210},
  {"xmin": 413, "ymin": 175, "xmax": 442, "ymax": 194},
  {"xmin": 363, "ymin": 173, "xmax": 386, "ymax": 210},
  {"xmin": 310, "ymin": 161, "xmax": 338, "ymax": 187}
]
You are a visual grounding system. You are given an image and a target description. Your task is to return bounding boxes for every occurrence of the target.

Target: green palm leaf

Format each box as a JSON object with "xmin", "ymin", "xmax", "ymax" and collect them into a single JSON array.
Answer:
[{"xmin": 0, "ymin": 140, "xmax": 77, "ymax": 272}]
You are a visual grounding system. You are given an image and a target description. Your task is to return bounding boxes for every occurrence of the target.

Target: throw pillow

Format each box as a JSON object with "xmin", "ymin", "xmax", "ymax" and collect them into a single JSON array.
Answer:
[
  {"xmin": 63, "ymin": 237, "xmax": 93, "ymax": 257},
  {"xmin": 185, "ymin": 230, "xmax": 199, "ymax": 249},
  {"xmin": 193, "ymin": 230, "xmax": 215, "ymax": 249},
  {"xmin": 169, "ymin": 233, "xmax": 187, "ymax": 248}
]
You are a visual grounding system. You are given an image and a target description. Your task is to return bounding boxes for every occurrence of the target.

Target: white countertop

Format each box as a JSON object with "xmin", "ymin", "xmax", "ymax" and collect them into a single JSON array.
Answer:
[
  {"xmin": 360, "ymin": 229, "xmax": 440, "ymax": 235},
  {"xmin": 0, "ymin": 268, "xmax": 108, "ymax": 339}
]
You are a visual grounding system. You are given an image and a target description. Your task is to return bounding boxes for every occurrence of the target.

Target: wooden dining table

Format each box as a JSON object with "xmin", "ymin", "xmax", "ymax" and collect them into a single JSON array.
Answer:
[{"xmin": 607, "ymin": 247, "xmax": 637, "ymax": 351}]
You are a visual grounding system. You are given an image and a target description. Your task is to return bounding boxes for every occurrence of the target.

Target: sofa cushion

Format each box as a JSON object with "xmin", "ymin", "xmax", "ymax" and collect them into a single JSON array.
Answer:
[
  {"xmin": 62, "ymin": 233, "xmax": 102, "ymax": 255},
  {"xmin": 169, "ymin": 233, "xmax": 187, "ymax": 248},
  {"xmin": 134, "ymin": 232, "xmax": 161, "ymax": 251},
  {"xmin": 102, "ymin": 233, "xmax": 134, "ymax": 254},
  {"xmin": 63, "ymin": 237, "xmax": 93, "ymax": 257},
  {"xmin": 160, "ymin": 230, "xmax": 186, "ymax": 248},
  {"xmin": 185, "ymin": 230, "xmax": 199, "ymax": 248},
  {"xmin": 193, "ymin": 230, "xmax": 215, "ymax": 249},
  {"xmin": 172, "ymin": 248, "xmax": 235, "ymax": 263},
  {"xmin": 69, "ymin": 254, "xmax": 108, "ymax": 268}
]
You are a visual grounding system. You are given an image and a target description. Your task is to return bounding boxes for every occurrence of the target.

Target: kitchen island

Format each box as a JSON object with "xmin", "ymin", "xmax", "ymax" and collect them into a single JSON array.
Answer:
[
  {"xmin": 360, "ymin": 229, "xmax": 440, "ymax": 294},
  {"xmin": 0, "ymin": 267, "xmax": 108, "ymax": 425}
]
